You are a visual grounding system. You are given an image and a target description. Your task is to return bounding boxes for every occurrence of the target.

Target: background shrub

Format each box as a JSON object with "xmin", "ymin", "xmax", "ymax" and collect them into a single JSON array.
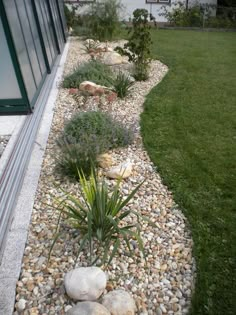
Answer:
[
  {"xmin": 63, "ymin": 60, "xmax": 113, "ymax": 89},
  {"xmin": 161, "ymin": 1, "xmax": 236, "ymax": 28},
  {"xmin": 85, "ymin": 0, "xmax": 123, "ymax": 41},
  {"xmin": 115, "ymin": 9, "xmax": 152, "ymax": 81},
  {"xmin": 57, "ymin": 111, "xmax": 133, "ymax": 179}
]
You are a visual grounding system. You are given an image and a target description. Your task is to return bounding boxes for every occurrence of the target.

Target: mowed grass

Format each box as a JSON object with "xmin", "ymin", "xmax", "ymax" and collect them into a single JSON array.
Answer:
[{"xmin": 141, "ymin": 30, "xmax": 236, "ymax": 315}]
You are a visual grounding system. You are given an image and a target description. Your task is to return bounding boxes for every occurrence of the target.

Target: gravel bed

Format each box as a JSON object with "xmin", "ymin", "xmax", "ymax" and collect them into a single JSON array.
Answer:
[
  {"xmin": 15, "ymin": 38, "xmax": 195, "ymax": 315},
  {"xmin": 0, "ymin": 135, "xmax": 10, "ymax": 158}
]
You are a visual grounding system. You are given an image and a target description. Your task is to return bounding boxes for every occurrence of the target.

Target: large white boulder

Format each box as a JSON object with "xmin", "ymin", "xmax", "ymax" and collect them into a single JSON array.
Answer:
[
  {"xmin": 64, "ymin": 267, "xmax": 107, "ymax": 301},
  {"xmin": 102, "ymin": 52, "xmax": 123, "ymax": 66},
  {"xmin": 106, "ymin": 161, "xmax": 133, "ymax": 179},
  {"xmin": 66, "ymin": 302, "xmax": 110, "ymax": 315},
  {"xmin": 102, "ymin": 290, "xmax": 136, "ymax": 315}
]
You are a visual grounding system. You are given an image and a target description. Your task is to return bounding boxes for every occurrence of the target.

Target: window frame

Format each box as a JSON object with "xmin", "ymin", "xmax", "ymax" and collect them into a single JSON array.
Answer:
[{"xmin": 146, "ymin": 0, "xmax": 171, "ymax": 4}]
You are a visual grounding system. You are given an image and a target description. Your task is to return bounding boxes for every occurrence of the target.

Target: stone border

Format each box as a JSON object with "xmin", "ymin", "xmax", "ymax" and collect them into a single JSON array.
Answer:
[{"xmin": 0, "ymin": 41, "xmax": 70, "ymax": 315}]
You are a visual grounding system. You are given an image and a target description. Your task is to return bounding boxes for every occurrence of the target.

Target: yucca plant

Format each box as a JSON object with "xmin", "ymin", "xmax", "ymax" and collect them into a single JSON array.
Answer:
[
  {"xmin": 51, "ymin": 170, "xmax": 147, "ymax": 266},
  {"xmin": 112, "ymin": 72, "xmax": 134, "ymax": 98}
]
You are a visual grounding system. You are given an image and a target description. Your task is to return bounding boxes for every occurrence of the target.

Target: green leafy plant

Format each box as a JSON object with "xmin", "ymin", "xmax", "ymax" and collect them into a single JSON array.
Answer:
[
  {"xmin": 112, "ymin": 72, "xmax": 134, "ymax": 98},
  {"xmin": 159, "ymin": 1, "xmax": 236, "ymax": 28},
  {"xmin": 85, "ymin": 0, "xmax": 123, "ymax": 41},
  {"xmin": 63, "ymin": 60, "xmax": 113, "ymax": 89},
  {"xmin": 56, "ymin": 136, "xmax": 99, "ymax": 180},
  {"xmin": 64, "ymin": 4, "xmax": 78, "ymax": 29},
  {"xmin": 115, "ymin": 9, "xmax": 152, "ymax": 81},
  {"xmin": 57, "ymin": 111, "xmax": 133, "ymax": 178},
  {"xmin": 51, "ymin": 170, "xmax": 147, "ymax": 266}
]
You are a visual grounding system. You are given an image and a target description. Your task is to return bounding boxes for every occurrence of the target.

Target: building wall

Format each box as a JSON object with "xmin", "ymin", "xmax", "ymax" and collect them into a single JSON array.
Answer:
[
  {"xmin": 68, "ymin": 0, "xmax": 217, "ymax": 23},
  {"xmin": 121, "ymin": 0, "xmax": 217, "ymax": 22}
]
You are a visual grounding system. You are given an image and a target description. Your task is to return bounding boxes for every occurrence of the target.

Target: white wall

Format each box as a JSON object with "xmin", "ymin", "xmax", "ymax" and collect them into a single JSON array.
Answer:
[
  {"xmin": 68, "ymin": 0, "xmax": 217, "ymax": 23},
  {"xmin": 120, "ymin": 0, "xmax": 217, "ymax": 22}
]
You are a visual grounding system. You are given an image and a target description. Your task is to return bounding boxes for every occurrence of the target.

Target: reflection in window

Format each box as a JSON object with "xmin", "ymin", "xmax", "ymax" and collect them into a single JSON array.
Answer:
[{"xmin": 0, "ymin": 17, "xmax": 21, "ymax": 100}]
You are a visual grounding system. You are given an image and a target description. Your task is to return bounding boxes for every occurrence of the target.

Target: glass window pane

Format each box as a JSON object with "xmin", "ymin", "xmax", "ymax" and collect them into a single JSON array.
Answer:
[
  {"xmin": 3, "ymin": 0, "xmax": 36, "ymax": 101},
  {"xmin": 57, "ymin": 0, "xmax": 67, "ymax": 35},
  {"xmin": 35, "ymin": 0, "xmax": 57, "ymax": 67},
  {"xmin": 24, "ymin": 0, "xmax": 47, "ymax": 78},
  {"xmin": 49, "ymin": 0, "xmax": 64, "ymax": 51},
  {"xmin": 0, "ymin": 17, "xmax": 21, "ymax": 99},
  {"xmin": 16, "ymin": 0, "xmax": 42, "ymax": 87}
]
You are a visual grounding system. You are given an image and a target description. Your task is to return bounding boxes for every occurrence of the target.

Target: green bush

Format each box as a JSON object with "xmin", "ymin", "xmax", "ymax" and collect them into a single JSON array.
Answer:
[
  {"xmin": 51, "ymin": 170, "xmax": 146, "ymax": 266},
  {"xmin": 56, "ymin": 136, "xmax": 99, "ymax": 180},
  {"xmin": 112, "ymin": 72, "xmax": 134, "ymax": 98},
  {"xmin": 57, "ymin": 111, "xmax": 133, "ymax": 179},
  {"xmin": 115, "ymin": 9, "xmax": 152, "ymax": 81},
  {"xmin": 161, "ymin": 1, "xmax": 236, "ymax": 28},
  {"xmin": 64, "ymin": 4, "xmax": 78, "ymax": 29},
  {"xmin": 85, "ymin": 0, "xmax": 122, "ymax": 41},
  {"xmin": 62, "ymin": 60, "xmax": 113, "ymax": 89}
]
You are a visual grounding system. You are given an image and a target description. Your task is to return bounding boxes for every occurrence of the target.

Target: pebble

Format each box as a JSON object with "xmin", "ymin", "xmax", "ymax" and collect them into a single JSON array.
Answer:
[
  {"xmin": 16, "ymin": 298, "xmax": 26, "ymax": 311},
  {"xmin": 14, "ymin": 38, "xmax": 195, "ymax": 315}
]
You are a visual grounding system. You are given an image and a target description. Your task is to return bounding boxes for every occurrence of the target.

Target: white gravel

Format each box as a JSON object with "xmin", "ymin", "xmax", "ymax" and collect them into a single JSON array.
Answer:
[{"xmin": 14, "ymin": 38, "xmax": 195, "ymax": 315}]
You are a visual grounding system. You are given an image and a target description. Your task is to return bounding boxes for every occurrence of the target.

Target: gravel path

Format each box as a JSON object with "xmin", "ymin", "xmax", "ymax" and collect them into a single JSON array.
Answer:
[{"xmin": 15, "ymin": 38, "xmax": 195, "ymax": 315}]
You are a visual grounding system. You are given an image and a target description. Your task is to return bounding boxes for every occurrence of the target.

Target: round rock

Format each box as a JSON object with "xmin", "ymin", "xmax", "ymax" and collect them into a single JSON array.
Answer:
[
  {"xmin": 64, "ymin": 267, "xmax": 107, "ymax": 301},
  {"xmin": 66, "ymin": 302, "xmax": 110, "ymax": 315},
  {"xmin": 102, "ymin": 290, "xmax": 136, "ymax": 315}
]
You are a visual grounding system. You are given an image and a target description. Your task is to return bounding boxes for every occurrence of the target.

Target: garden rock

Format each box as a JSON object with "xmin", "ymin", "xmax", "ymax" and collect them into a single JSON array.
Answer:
[
  {"xmin": 64, "ymin": 267, "xmax": 107, "ymax": 301},
  {"xmin": 102, "ymin": 290, "xmax": 136, "ymax": 315},
  {"xmin": 102, "ymin": 52, "xmax": 123, "ymax": 66},
  {"xmin": 16, "ymin": 298, "xmax": 27, "ymax": 311},
  {"xmin": 97, "ymin": 153, "xmax": 113, "ymax": 169},
  {"xmin": 79, "ymin": 81, "xmax": 109, "ymax": 96},
  {"xmin": 66, "ymin": 302, "xmax": 110, "ymax": 315},
  {"xmin": 106, "ymin": 161, "xmax": 133, "ymax": 179}
]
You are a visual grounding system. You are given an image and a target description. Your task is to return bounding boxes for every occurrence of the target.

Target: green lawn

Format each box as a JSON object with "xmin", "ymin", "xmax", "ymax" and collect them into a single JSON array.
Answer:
[{"xmin": 141, "ymin": 30, "xmax": 236, "ymax": 315}]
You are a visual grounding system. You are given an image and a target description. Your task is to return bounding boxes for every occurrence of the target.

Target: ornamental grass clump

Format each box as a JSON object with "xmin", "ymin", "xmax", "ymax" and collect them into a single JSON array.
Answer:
[
  {"xmin": 51, "ymin": 170, "xmax": 146, "ymax": 266},
  {"xmin": 62, "ymin": 60, "xmax": 113, "ymax": 88},
  {"xmin": 112, "ymin": 72, "xmax": 134, "ymax": 98},
  {"xmin": 57, "ymin": 111, "xmax": 133, "ymax": 179}
]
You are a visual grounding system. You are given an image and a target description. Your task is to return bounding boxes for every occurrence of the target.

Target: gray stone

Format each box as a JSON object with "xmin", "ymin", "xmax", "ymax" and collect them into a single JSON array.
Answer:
[
  {"xmin": 64, "ymin": 267, "xmax": 107, "ymax": 301},
  {"xmin": 102, "ymin": 290, "xmax": 136, "ymax": 315},
  {"xmin": 66, "ymin": 302, "xmax": 110, "ymax": 315}
]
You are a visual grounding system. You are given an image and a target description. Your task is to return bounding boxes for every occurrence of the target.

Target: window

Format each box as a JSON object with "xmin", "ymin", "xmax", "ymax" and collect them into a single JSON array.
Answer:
[{"xmin": 146, "ymin": 0, "xmax": 171, "ymax": 4}]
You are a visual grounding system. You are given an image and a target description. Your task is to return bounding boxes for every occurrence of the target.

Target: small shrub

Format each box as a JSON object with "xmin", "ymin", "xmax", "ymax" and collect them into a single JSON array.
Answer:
[
  {"xmin": 115, "ymin": 9, "xmax": 152, "ymax": 81},
  {"xmin": 132, "ymin": 62, "xmax": 149, "ymax": 82},
  {"xmin": 85, "ymin": 0, "xmax": 123, "ymax": 41},
  {"xmin": 72, "ymin": 25, "xmax": 90, "ymax": 37},
  {"xmin": 56, "ymin": 136, "xmax": 99, "ymax": 179},
  {"xmin": 63, "ymin": 60, "xmax": 113, "ymax": 89},
  {"xmin": 51, "ymin": 170, "xmax": 147, "ymax": 266},
  {"xmin": 64, "ymin": 4, "xmax": 78, "ymax": 29},
  {"xmin": 112, "ymin": 72, "xmax": 134, "ymax": 98},
  {"xmin": 57, "ymin": 111, "xmax": 133, "ymax": 178}
]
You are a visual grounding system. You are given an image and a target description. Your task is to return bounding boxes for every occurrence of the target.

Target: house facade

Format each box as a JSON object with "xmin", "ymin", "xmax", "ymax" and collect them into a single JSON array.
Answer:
[
  {"xmin": 121, "ymin": 0, "xmax": 217, "ymax": 22},
  {"xmin": 65, "ymin": 0, "xmax": 217, "ymax": 23}
]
